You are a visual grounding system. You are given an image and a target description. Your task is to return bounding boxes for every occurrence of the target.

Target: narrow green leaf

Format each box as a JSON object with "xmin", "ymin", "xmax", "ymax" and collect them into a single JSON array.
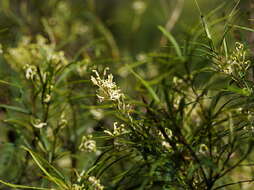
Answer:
[
  {"xmin": 223, "ymin": 39, "xmax": 228, "ymax": 59},
  {"xmin": 0, "ymin": 80, "xmax": 21, "ymax": 89},
  {"xmin": 219, "ymin": 0, "xmax": 240, "ymax": 45},
  {"xmin": 22, "ymin": 146, "xmax": 69, "ymax": 190},
  {"xmin": 0, "ymin": 179, "xmax": 49, "ymax": 190},
  {"xmin": 227, "ymin": 86, "xmax": 251, "ymax": 96},
  {"xmin": 3, "ymin": 119, "xmax": 31, "ymax": 130},
  {"xmin": 0, "ymin": 104, "xmax": 30, "ymax": 114},
  {"xmin": 193, "ymin": 0, "xmax": 214, "ymax": 49},
  {"xmin": 127, "ymin": 65, "xmax": 160, "ymax": 104},
  {"xmin": 158, "ymin": 26, "xmax": 183, "ymax": 60},
  {"xmin": 229, "ymin": 24, "xmax": 254, "ymax": 33}
]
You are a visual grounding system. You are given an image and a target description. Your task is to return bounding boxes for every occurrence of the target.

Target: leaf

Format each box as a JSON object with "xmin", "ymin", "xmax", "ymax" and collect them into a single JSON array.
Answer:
[
  {"xmin": 0, "ymin": 179, "xmax": 49, "ymax": 190},
  {"xmin": 22, "ymin": 146, "xmax": 69, "ymax": 190},
  {"xmin": 158, "ymin": 26, "xmax": 184, "ymax": 60},
  {"xmin": 0, "ymin": 80, "xmax": 24, "ymax": 99},
  {"xmin": 127, "ymin": 65, "xmax": 160, "ymax": 104},
  {"xmin": 0, "ymin": 80, "xmax": 22, "ymax": 89},
  {"xmin": 0, "ymin": 104, "xmax": 30, "ymax": 114},
  {"xmin": 3, "ymin": 119, "xmax": 31, "ymax": 130},
  {"xmin": 193, "ymin": 0, "xmax": 215, "ymax": 50},
  {"xmin": 229, "ymin": 24, "xmax": 254, "ymax": 33},
  {"xmin": 227, "ymin": 86, "xmax": 251, "ymax": 96}
]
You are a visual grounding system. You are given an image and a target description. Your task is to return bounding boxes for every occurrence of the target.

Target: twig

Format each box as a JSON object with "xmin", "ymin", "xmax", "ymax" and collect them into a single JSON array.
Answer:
[{"xmin": 213, "ymin": 179, "xmax": 254, "ymax": 190}]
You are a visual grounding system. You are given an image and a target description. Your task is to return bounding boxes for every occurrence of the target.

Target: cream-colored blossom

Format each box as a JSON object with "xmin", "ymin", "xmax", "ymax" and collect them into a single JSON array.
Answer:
[
  {"xmin": 5, "ymin": 35, "xmax": 69, "ymax": 73},
  {"xmin": 158, "ymin": 128, "xmax": 173, "ymax": 140},
  {"xmin": 44, "ymin": 94, "xmax": 51, "ymax": 103},
  {"xmin": 71, "ymin": 184, "xmax": 84, "ymax": 190},
  {"xmin": 88, "ymin": 176, "xmax": 104, "ymax": 190},
  {"xmin": 91, "ymin": 68, "xmax": 124, "ymax": 103},
  {"xmin": 25, "ymin": 65, "xmax": 37, "ymax": 80},
  {"xmin": 90, "ymin": 109, "xmax": 104, "ymax": 120},
  {"xmin": 214, "ymin": 42, "xmax": 250, "ymax": 77},
  {"xmin": 59, "ymin": 113, "xmax": 68, "ymax": 128},
  {"xmin": 79, "ymin": 135, "xmax": 96, "ymax": 152},
  {"xmin": 162, "ymin": 141, "xmax": 171, "ymax": 149},
  {"xmin": 91, "ymin": 68, "xmax": 133, "ymax": 120},
  {"xmin": 199, "ymin": 144, "xmax": 208, "ymax": 154},
  {"xmin": 104, "ymin": 122, "xmax": 127, "ymax": 136},
  {"xmin": 132, "ymin": 0, "xmax": 147, "ymax": 14},
  {"xmin": 32, "ymin": 119, "xmax": 47, "ymax": 129}
]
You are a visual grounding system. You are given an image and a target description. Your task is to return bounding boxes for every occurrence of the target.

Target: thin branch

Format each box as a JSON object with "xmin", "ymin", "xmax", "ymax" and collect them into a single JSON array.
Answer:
[{"xmin": 213, "ymin": 179, "xmax": 254, "ymax": 190}]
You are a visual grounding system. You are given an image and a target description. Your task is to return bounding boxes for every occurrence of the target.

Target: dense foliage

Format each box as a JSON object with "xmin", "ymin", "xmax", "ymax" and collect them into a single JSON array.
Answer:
[{"xmin": 1, "ymin": 0, "xmax": 254, "ymax": 190}]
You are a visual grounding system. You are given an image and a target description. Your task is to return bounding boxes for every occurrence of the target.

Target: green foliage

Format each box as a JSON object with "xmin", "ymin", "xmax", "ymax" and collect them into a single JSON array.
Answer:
[{"xmin": 1, "ymin": 0, "xmax": 254, "ymax": 190}]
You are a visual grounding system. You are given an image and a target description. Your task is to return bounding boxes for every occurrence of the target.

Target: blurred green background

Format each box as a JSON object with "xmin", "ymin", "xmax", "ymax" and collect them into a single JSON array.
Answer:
[
  {"xmin": 0, "ymin": 0, "xmax": 250, "ymax": 54},
  {"xmin": 0, "ymin": 0, "xmax": 252, "ymax": 108}
]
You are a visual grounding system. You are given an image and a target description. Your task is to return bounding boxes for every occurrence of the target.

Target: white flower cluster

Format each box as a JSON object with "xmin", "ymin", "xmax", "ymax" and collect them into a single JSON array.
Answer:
[
  {"xmin": 215, "ymin": 42, "xmax": 250, "ymax": 77},
  {"xmin": 5, "ymin": 35, "xmax": 69, "ymax": 83},
  {"xmin": 243, "ymin": 126, "xmax": 254, "ymax": 133},
  {"xmin": 104, "ymin": 122, "xmax": 127, "ymax": 137},
  {"xmin": 71, "ymin": 184, "xmax": 84, "ymax": 190},
  {"xmin": 79, "ymin": 135, "xmax": 96, "ymax": 153},
  {"xmin": 50, "ymin": 51, "xmax": 68, "ymax": 65},
  {"xmin": 91, "ymin": 68, "xmax": 124, "ymax": 103},
  {"xmin": 71, "ymin": 171, "xmax": 104, "ymax": 190},
  {"xmin": 91, "ymin": 68, "xmax": 134, "ymax": 118},
  {"xmin": 88, "ymin": 176, "xmax": 104, "ymax": 190}
]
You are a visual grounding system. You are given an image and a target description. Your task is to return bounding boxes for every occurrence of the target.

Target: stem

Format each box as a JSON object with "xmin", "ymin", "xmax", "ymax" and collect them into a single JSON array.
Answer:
[{"xmin": 213, "ymin": 179, "xmax": 254, "ymax": 190}]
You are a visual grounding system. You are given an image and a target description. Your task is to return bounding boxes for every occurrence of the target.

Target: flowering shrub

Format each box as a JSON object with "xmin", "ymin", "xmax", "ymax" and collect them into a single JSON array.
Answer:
[{"xmin": 0, "ymin": 1, "xmax": 254, "ymax": 190}]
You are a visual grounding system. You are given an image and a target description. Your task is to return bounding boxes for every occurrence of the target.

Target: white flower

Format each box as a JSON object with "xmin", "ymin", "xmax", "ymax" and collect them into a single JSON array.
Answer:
[
  {"xmin": 158, "ymin": 128, "xmax": 173, "ymax": 140},
  {"xmin": 91, "ymin": 68, "xmax": 133, "ymax": 115},
  {"xmin": 32, "ymin": 119, "xmax": 47, "ymax": 129},
  {"xmin": 90, "ymin": 109, "xmax": 104, "ymax": 120},
  {"xmin": 104, "ymin": 122, "xmax": 127, "ymax": 136},
  {"xmin": 79, "ymin": 135, "xmax": 96, "ymax": 152},
  {"xmin": 25, "ymin": 65, "xmax": 37, "ymax": 80},
  {"xmin": 162, "ymin": 141, "xmax": 171, "ymax": 149},
  {"xmin": 215, "ymin": 42, "xmax": 250, "ymax": 76},
  {"xmin": 199, "ymin": 144, "xmax": 208, "ymax": 154},
  {"xmin": 132, "ymin": 0, "xmax": 146, "ymax": 14},
  {"xmin": 91, "ymin": 69, "xmax": 124, "ymax": 103},
  {"xmin": 88, "ymin": 176, "xmax": 104, "ymax": 190},
  {"xmin": 71, "ymin": 184, "xmax": 84, "ymax": 190},
  {"xmin": 136, "ymin": 53, "xmax": 147, "ymax": 62},
  {"xmin": 84, "ymin": 140, "xmax": 96, "ymax": 152},
  {"xmin": 44, "ymin": 94, "xmax": 51, "ymax": 103},
  {"xmin": 59, "ymin": 113, "xmax": 68, "ymax": 128}
]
